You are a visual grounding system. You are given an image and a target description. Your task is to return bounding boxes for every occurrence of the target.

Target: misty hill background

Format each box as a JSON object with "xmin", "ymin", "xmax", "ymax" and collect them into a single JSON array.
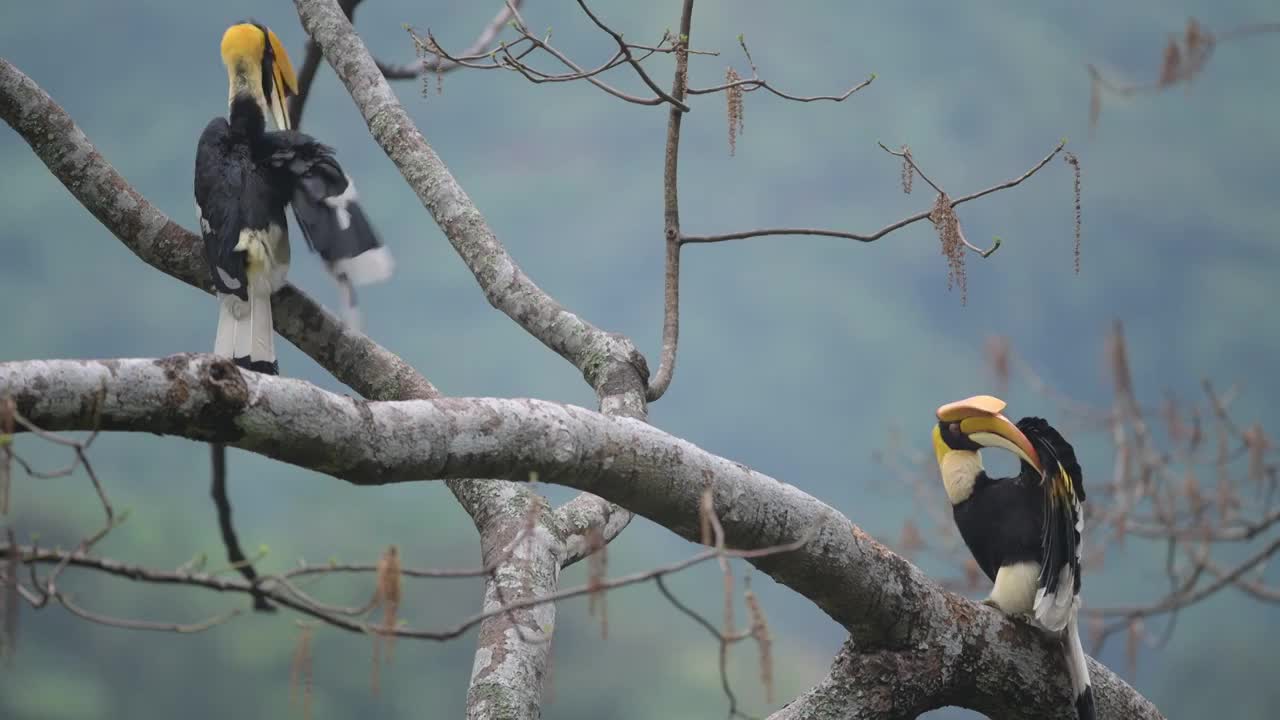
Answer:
[{"xmin": 2, "ymin": 1, "xmax": 1278, "ymax": 717}]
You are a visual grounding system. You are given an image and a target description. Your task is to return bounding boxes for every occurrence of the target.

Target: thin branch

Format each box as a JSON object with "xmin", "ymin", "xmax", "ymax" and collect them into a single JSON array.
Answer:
[
  {"xmin": 573, "ymin": 0, "xmax": 691, "ymax": 111},
  {"xmin": 646, "ymin": 0, "xmax": 696, "ymax": 402},
  {"xmin": 681, "ymin": 140, "xmax": 1066, "ymax": 246},
  {"xmin": 210, "ymin": 442, "xmax": 273, "ymax": 611},
  {"xmin": 656, "ymin": 576, "xmax": 755, "ymax": 719},
  {"xmin": 688, "ymin": 35, "xmax": 874, "ymax": 104},
  {"xmin": 388, "ymin": 0, "xmax": 527, "ymax": 78},
  {"xmin": 291, "ymin": 0, "xmax": 529, "ymax": 126},
  {"xmin": 1087, "ymin": 19, "xmax": 1280, "ymax": 130},
  {"xmin": 1097, "ymin": 536, "xmax": 1280, "ymax": 619},
  {"xmin": 4, "ymin": 530, "xmax": 811, "ymax": 643},
  {"xmin": 58, "ymin": 593, "xmax": 241, "ymax": 634}
]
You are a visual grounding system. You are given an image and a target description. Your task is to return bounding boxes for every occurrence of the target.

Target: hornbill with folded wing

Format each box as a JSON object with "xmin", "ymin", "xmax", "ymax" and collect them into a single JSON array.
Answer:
[
  {"xmin": 931, "ymin": 394, "xmax": 1095, "ymax": 720},
  {"xmin": 193, "ymin": 21, "xmax": 393, "ymax": 611}
]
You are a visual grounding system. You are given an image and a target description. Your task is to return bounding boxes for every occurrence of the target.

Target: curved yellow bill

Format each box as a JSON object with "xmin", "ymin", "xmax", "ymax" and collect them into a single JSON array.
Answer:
[
  {"xmin": 936, "ymin": 394, "xmax": 1006, "ymax": 422},
  {"xmin": 266, "ymin": 29, "xmax": 298, "ymax": 95},
  {"xmin": 935, "ymin": 395, "xmax": 1042, "ymax": 471},
  {"xmin": 220, "ymin": 23, "xmax": 297, "ymax": 131},
  {"xmin": 961, "ymin": 414, "xmax": 1041, "ymax": 470},
  {"xmin": 265, "ymin": 27, "xmax": 297, "ymax": 129}
]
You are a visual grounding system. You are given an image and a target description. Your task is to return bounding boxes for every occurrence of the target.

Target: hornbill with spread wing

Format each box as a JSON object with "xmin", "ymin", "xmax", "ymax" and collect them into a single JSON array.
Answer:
[
  {"xmin": 193, "ymin": 22, "xmax": 393, "ymax": 611},
  {"xmin": 195, "ymin": 21, "xmax": 393, "ymax": 374},
  {"xmin": 931, "ymin": 394, "xmax": 1095, "ymax": 720}
]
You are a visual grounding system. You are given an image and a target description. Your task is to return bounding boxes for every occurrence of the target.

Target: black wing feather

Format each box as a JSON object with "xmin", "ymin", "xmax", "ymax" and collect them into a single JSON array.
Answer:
[
  {"xmin": 952, "ymin": 472, "xmax": 1044, "ymax": 583},
  {"xmin": 261, "ymin": 130, "xmax": 383, "ymax": 266},
  {"xmin": 1017, "ymin": 416, "xmax": 1085, "ymax": 598},
  {"xmin": 194, "ymin": 117, "xmax": 249, "ymax": 300}
]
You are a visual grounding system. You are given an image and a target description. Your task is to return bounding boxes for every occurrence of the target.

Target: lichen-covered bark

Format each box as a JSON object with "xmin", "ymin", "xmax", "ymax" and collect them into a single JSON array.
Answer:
[
  {"xmin": 466, "ymin": 491, "xmax": 562, "ymax": 720},
  {"xmin": 0, "ymin": 355, "xmax": 1164, "ymax": 718},
  {"xmin": 771, "ymin": 610, "xmax": 1164, "ymax": 720}
]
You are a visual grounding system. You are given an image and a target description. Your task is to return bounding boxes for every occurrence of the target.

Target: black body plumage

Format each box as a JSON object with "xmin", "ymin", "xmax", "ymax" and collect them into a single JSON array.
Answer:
[
  {"xmin": 949, "ymin": 463, "xmax": 1043, "ymax": 583},
  {"xmin": 194, "ymin": 99, "xmax": 288, "ymax": 302}
]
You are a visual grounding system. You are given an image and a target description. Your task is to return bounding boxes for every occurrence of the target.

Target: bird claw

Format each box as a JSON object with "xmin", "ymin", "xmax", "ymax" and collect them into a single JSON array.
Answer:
[{"xmin": 980, "ymin": 598, "xmax": 1036, "ymax": 625}]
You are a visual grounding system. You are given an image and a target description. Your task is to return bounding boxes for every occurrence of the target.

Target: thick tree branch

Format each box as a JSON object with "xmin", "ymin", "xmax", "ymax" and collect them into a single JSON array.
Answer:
[
  {"xmin": 768, "ymin": 629, "xmax": 1162, "ymax": 720},
  {"xmin": 289, "ymin": 0, "xmax": 363, "ymax": 129},
  {"xmin": 0, "ymin": 354, "xmax": 1162, "ymax": 717}
]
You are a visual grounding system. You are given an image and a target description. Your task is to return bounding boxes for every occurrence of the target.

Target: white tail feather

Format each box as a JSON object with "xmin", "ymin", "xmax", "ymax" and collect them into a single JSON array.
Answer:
[
  {"xmin": 214, "ymin": 294, "xmax": 238, "ymax": 357},
  {"xmin": 214, "ymin": 291, "xmax": 275, "ymax": 367},
  {"xmin": 1064, "ymin": 607, "xmax": 1095, "ymax": 720},
  {"xmin": 1034, "ymin": 563, "xmax": 1076, "ymax": 633}
]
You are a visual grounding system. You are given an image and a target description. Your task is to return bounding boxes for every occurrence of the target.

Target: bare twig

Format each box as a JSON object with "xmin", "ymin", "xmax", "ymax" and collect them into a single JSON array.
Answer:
[
  {"xmin": 687, "ymin": 35, "xmax": 874, "ymax": 103},
  {"xmin": 1087, "ymin": 19, "xmax": 1280, "ymax": 130},
  {"xmin": 59, "ymin": 592, "xmax": 240, "ymax": 633},
  {"xmin": 3, "ymin": 528, "xmax": 812, "ymax": 644},
  {"xmin": 573, "ymin": 0, "xmax": 691, "ymax": 111},
  {"xmin": 1, "ymin": 528, "xmax": 16, "ymax": 661},
  {"xmin": 681, "ymin": 140, "xmax": 1067, "ymax": 246}
]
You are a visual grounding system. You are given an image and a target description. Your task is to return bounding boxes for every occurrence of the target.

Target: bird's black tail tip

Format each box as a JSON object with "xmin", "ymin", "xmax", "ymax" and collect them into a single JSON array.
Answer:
[
  {"xmin": 1075, "ymin": 686, "xmax": 1096, "ymax": 720},
  {"xmin": 234, "ymin": 356, "xmax": 280, "ymax": 376}
]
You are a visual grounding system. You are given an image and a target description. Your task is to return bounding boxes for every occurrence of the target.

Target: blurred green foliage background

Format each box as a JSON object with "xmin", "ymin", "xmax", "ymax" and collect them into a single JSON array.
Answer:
[{"xmin": 2, "ymin": 1, "xmax": 1278, "ymax": 718}]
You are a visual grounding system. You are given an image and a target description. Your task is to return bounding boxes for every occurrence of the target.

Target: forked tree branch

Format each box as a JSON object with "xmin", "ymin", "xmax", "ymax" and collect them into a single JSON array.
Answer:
[
  {"xmin": 680, "ymin": 139, "xmax": 1067, "ymax": 245},
  {"xmin": 647, "ymin": 0, "xmax": 696, "ymax": 402},
  {"xmin": 290, "ymin": 0, "xmax": 529, "ymax": 126},
  {"xmin": 0, "ymin": 354, "xmax": 1162, "ymax": 718}
]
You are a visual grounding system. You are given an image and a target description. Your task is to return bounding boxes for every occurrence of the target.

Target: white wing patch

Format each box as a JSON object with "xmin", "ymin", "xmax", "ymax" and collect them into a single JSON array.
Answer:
[
  {"xmin": 323, "ymin": 175, "xmax": 359, "ymax": 231},
  {"xmin": 215, "ymin": 267, "xmax": 242, "ymax": 291},
  {"xmin": 331, "ymin": 245, "xmax": 395, "ymax": 286},
  {"xmin": 195, "ymin": 199, "xmax": 212, "ymax": 235},
  {"xmin": 1034, "ymin": 556, "xmax": 1078, "ymax": 633}
]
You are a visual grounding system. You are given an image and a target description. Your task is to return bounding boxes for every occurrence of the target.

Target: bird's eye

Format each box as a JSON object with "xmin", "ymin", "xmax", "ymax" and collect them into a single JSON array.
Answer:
[{"xmin": 949, "ymin": 423, "xmax": 961, "ymax": 437}]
